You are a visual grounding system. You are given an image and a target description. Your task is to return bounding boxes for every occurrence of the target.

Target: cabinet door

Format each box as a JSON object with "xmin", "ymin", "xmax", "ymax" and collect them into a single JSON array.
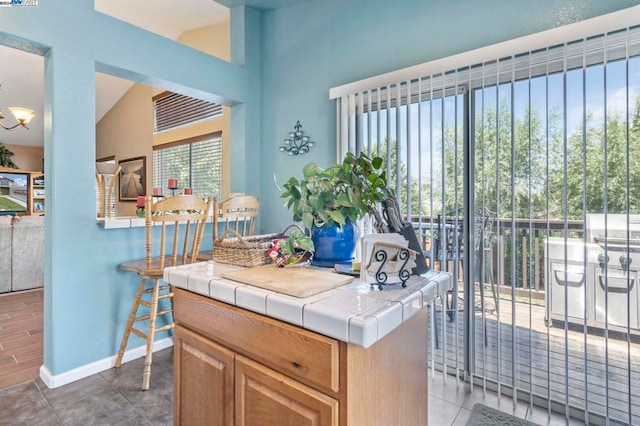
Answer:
[
  {"xmin": 174, "ymin": 325, "xmax": 235, "ymax": 426},
  {"xmin": 235, "ymin": 355, "xmax": 338, "ymax": 426}
]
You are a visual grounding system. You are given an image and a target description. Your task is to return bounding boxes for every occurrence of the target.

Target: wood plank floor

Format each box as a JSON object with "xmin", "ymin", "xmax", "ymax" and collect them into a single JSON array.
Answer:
[
  {"xmin": 429, "ymin": 294, "xmax": 640, "ymax": 425},
  {"xmin": 0, "ymin": 289, "xmax": 43, "ymax": 390}
]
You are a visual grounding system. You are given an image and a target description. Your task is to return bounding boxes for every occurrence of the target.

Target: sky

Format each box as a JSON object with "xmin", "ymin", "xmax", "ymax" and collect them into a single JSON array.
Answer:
[{"xmin": 0, "ymin": 173, "xmax": 27, "ymax": 188}]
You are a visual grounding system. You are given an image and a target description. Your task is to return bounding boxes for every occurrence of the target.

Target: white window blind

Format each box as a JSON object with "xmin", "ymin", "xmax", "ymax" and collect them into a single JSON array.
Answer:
[
  {"xmin": 153, "ymin": 92, "xmax": 223, "ymax": 133},
  {"xmin": 153, "ymin": 133, "xmax": 222, "ymax": 199}
]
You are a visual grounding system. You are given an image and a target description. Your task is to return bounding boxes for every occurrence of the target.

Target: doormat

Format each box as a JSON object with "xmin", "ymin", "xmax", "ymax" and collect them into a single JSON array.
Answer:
[{"xmin": 466, "ymin": 403, "xmax": 539, "ymax": 426}]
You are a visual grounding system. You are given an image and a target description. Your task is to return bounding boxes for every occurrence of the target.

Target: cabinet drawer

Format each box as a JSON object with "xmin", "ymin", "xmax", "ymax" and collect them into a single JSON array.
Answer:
[{"xmin": 174, "ymin": 288, "xmax": 341, "ymax": 394}]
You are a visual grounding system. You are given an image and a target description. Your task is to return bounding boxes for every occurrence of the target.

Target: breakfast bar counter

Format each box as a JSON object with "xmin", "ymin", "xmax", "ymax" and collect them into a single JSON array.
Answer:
[{"xmin": 164, "ymin": 262, "xmax": 451, "ymax": 426}]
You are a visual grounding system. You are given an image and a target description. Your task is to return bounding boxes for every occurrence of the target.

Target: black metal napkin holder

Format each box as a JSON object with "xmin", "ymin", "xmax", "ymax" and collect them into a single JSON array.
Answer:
[{"xmin": 364, "ymin": 243, "xmax": 417, "ymax": 290}]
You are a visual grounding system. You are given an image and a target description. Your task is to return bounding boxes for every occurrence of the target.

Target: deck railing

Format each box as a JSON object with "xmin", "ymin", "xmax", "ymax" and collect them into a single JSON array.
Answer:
[{"xmin": 412, "ymin": 216, "xmax": 584, "ymax": 297}]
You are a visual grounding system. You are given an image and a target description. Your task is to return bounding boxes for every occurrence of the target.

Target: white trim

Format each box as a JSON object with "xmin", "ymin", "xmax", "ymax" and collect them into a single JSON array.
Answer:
[
  {"xmin": 329, "ymin": 4, "xmax": 640, "ymax": 99},
  {"xmin": 39, "ymin": 337, "xmax": 173, "ymax": 389}
]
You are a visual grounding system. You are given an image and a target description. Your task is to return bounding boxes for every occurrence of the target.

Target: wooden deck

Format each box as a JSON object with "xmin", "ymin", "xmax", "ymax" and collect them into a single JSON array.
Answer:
[{"xmin": 428, "ymin": 291, "xmax": 640, "ymax": 425}]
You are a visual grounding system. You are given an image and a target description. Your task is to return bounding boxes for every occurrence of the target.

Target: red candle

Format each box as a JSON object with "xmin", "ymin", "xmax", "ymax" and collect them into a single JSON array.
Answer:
[
  {"xmin": 136, "ymin": 196, "xmax": 145, "ymax": 208},
  {"xmin": 168, "ymin": 178, "xmax": 178, "ymax": 189},
  {"xmin": 183, "ymin": 188, "xmax": 193, "ymax": 195},
  {"xmin": 152, "ymin": 187, "xmax": 162, "ymax": 196}
]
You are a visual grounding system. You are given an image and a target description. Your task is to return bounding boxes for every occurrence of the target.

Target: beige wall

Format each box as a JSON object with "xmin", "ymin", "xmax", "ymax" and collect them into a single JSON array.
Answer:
[
  {"xmin": 95, "ymin": 20, "xmax": 231, "ymax": 217},
  {"xmin": 178, "ymin": 21, "xmax": 230, "ymax": 60},
  {"xmin": 96, "ymin": 84, "xmax": 154, "ymax": 217},
  {"xmin": 2, "ymin": 144, "xmax": 44, "ymax": 172}
]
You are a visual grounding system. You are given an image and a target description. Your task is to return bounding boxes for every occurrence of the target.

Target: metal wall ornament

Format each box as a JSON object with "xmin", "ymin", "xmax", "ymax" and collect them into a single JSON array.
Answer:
[{"xmin": 279, "ymin": 121, "xmax": 315, "ymax": 156}]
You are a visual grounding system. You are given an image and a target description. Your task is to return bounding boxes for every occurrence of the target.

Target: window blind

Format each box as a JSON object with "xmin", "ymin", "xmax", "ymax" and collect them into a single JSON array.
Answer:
[
  {"xmin": 153, "ymin": 92, "xmax": 223, "ymax": 133},
  {"xmin": 153, "ymin": 134, "xmax": 222, "ymax": 199}
]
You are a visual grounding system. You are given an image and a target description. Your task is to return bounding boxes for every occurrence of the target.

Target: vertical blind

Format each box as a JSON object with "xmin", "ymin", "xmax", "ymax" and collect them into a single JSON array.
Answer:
[{"xmin": 335, "ymin": 24, "xmax": 640, "ymax": 424}]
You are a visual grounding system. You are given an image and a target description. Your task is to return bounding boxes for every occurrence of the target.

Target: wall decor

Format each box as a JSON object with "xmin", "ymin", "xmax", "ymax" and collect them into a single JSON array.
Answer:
[
  {"xmin": 279, "ymin": 121, "xmax": 315, "ymax": 156},
  {"xmin": 119, "ymin": 156, "xmax": 146, "ymax": 201}
]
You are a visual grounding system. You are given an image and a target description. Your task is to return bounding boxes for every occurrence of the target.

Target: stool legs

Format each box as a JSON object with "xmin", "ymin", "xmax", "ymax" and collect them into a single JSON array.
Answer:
[
  {"xmin": 115, "ymin": 277, "xmax": 173, "ymax": 391},
  {"xmin": 142, "ymin": 279, "xmax": 160, "ymax": 391},
  {"xmin": 115, "ymin": 278, "xmax": 146, "ymax": 368}
]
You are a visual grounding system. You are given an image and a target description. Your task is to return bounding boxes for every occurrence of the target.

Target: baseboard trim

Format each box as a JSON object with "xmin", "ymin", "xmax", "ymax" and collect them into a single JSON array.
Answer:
[{"xmin": 39, "ymin": 337, "xmax": 174, "ymax": 389}]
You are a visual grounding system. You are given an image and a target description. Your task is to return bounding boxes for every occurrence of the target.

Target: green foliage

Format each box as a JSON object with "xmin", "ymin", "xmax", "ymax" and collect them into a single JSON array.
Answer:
[
  {"xmin": 279, "ymin": 231, "xmax": 314, "ymax": 255},
  {"xmin": 363, "ymin": 140, "xmax": 422, "ymax": 216},
  {"xmin": 0, "ymin": 143, "xmax": 18, "ymax": 169},
  {"xmin": 281, "ymin": 152, "xmax": 392, "ymax": 229}
]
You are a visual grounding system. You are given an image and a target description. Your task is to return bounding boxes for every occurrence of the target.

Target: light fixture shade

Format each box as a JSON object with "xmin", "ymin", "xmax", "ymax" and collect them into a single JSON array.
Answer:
[
  {"xmin": 8, "ymin": 107, "xmax": 35, "ymax": 124},
  {"xmin": 96, "ymin": 162, "xmax": 120, "ymax": 174}
]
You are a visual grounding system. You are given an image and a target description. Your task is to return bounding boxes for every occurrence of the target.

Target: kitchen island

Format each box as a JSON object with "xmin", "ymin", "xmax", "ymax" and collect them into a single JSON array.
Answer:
[{"xmin": 164, "ymin": 262, "xmax": 451, "ymax": 426}]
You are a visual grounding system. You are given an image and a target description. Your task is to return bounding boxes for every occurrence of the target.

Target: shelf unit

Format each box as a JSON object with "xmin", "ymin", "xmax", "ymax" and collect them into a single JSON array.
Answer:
[{"xmin": 30, "ymin": 173, "xmax": 45, "ymax": 216}]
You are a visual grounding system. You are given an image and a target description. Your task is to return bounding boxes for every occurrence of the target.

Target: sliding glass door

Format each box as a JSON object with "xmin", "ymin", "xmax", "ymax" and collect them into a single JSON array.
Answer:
[{"xmin": 336, "ymin": 25, "xmax": 640, "ymax": 424}]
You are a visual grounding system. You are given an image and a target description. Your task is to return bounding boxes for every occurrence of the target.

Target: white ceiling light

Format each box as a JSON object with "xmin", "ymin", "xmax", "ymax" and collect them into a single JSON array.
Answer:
[{"xmin": 0, "ymin": 86, "xmax": 34, "ymax": 130}]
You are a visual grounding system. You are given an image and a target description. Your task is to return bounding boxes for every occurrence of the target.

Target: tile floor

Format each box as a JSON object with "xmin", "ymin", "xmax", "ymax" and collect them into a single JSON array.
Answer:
[
  {"xmin": 427, "ymin": 372, "xmax": 585, "ymax": 426},
  {"xmin": 0, "ymin": 346, "xmax": 586, "ymax": 425},
  {"xmin": 0, "ymin": 348, "xmax": 174, "ymax": 425}
]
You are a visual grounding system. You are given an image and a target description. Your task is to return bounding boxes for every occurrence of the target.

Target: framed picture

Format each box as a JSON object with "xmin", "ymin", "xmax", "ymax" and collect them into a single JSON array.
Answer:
[{"xmin": 119, "ymin": 156, "xmax": 146, "ymax": 201}]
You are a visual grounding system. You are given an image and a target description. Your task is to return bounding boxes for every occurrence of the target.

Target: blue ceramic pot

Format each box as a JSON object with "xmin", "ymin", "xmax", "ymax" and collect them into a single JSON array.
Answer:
[{"xmin": 310, "ymin": 219, "xmax": 358, "ymax": 267}]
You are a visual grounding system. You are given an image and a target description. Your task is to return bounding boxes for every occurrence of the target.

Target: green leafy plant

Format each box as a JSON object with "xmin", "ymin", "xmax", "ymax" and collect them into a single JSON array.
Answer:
[
  {"xmin": 281, "ymin": 152, "xmax": 392, "ymax": 230},
  {"xmin": 0, "ymin": 143, "xmax": 18, "ymax": 169},
  {"xmin": 279, "ymin": 231, "xmax": 314, "ymax": 255},
  {"xmin": 267, "ymin": 231, "xmax": 315, "ymax": 267}
]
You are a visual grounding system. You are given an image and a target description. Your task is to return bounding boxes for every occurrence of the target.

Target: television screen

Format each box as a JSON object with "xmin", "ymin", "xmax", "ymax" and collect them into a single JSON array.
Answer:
[{"xmin": 0, "ymin": 172, "xmax": 28, "ymax": 214}]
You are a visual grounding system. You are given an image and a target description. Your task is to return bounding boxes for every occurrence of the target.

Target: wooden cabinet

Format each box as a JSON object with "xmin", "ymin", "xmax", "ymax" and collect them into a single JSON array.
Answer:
[
  {"xmin": 174, "ymin": 325, "xmax": 234, "ymax": 426},
  {"xmin": 173, "ymin": 287, "xmax": 428, "ymax": 426},
  {"xmin": 235, "ymin": 355, "xmax": 338, "ymax": 426}
]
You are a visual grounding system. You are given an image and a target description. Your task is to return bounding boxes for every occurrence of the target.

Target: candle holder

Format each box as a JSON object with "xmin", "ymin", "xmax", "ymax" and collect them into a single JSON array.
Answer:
[
  {"xmin": 279, "ymin": 121, "xmax": 315, "ymax": 156},
  {"xmin": 136, "ymin": 196, "xmax": 146, "ymax": 218},
  {"xmin": 168, "ymin": 180, "xmax": 178, "ymax": 196}
]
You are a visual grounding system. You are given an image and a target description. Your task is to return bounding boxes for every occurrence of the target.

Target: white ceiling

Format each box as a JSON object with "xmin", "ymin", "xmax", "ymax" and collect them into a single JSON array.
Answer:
[{"xmin": 0, "ymin": 0, "xmax": 230, "ymax": 148}]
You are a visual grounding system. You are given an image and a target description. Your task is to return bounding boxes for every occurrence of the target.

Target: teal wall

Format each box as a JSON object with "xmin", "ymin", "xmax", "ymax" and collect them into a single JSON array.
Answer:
[
  {"xmin": 0, "ymin": 1, "xmax": 260, "ymax": 376},
  {"xmin": 259, "ymin": 0, "xmax": 640, "ymax": 233},
  {"xmin": 0, "ymin": 0, "xmax": 639, "ymax": 381}
]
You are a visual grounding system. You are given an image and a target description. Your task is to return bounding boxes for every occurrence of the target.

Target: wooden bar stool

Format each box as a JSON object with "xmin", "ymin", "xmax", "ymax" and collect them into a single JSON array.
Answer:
[
  {"xmin": 115, "ymin": 194, "xmax": 214, "ymax": 390},
  {"xmin": 218, "ymin": 194, "xmax": 259, "ymax": 236},
  {"xmin": 198, "ymin": 194, "xmax": 259, "ymax": 261}
]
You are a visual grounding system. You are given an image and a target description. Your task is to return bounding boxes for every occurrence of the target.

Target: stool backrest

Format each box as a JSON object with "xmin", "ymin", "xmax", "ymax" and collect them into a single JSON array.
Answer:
[
  {"xmin": 145, "ymin": 195, "xmax": 214, "ymax": 271},
  {"xmin": 217, "ymin": 195, "xmax": 259, "ymax": 239}
]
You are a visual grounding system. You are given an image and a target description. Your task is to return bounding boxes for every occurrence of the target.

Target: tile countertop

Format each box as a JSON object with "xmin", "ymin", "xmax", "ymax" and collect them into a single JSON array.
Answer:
[{"xmin": 163, "ymin": 262, "xmax": 452, "ymax": 349}]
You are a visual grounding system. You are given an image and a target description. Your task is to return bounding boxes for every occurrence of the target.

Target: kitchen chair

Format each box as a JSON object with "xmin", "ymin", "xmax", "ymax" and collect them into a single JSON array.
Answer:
[
  {"xmin": 219, "ymin": 194, "xmax": 259, "ymax": 237},
  {"xmin": 115, "ymin": 194, "xmax": 214, "ymax": 390},
  {"xmin": 198, "ymin": 195, "xmax": 259, "ymax": 261},
  {"xmin": 431, "ymin": 207, "xmax": 496, "ymax": 347}
]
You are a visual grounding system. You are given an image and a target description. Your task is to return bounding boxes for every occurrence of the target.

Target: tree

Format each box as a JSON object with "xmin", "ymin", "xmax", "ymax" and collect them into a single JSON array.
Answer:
[
  {"xmin": 362, "ymin": 138, "xmax": 423, "ymax": 216},
  {"xmin": 548, "ymin": 94, "xmax": 640, "ymax": 220}
]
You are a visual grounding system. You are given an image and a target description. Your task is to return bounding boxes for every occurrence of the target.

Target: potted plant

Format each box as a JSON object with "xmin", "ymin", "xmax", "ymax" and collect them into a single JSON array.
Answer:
[
  {"xmin": 281, "ymin": 152, "xmax": 391, "ymax": 267},
  {"xmin": 0, "ymin": 143, "xmax": 18, "ymax": 169}
]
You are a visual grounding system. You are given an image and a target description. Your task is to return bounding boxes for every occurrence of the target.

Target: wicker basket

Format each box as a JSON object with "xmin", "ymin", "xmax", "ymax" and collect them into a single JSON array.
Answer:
[{"xmin": 213, "ymin": 225, "xmax": 305, "ymax": 267}]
